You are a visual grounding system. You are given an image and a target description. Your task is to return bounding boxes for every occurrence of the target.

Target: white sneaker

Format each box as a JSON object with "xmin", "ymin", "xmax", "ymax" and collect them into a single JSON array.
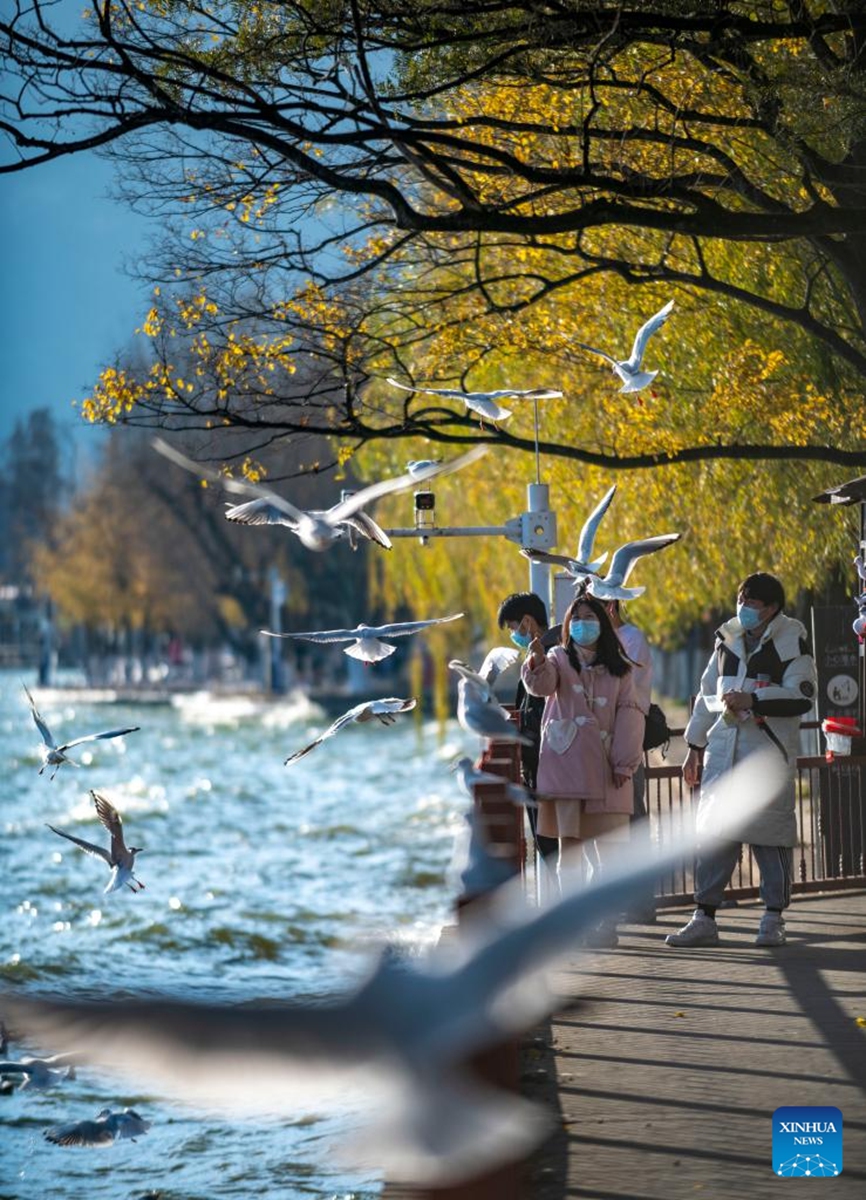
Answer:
[
  {"xmin": 755, "ymin": 911, "xmax": 786, "ymax": 947},
  {"xmin": 665, "ymin": 909, "xmax": 720, "ymax": 947}
]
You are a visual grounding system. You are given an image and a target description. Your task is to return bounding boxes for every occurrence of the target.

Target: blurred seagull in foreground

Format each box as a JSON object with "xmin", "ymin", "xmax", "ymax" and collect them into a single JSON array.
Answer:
[
  {"xmin": 47, "ymin": 791, "xmax": 145, "ymax": 894},
  {"xmin": 262, "ymin": 613, "xmax": 463, "ymax": 665},
  {"xmin": 456, "ymin": 678, "xmax": 531, "ymax": 746},
  {"xmin": 0, "ymin": 751, "xmax": 784, "ymax": 1184},
  {"xmin": 285, "ymin": 697, "xmax": 416, "ymax": 765},
  {"xmin": 153, "ymin": 438, "xmax": 487, "ymax": 552},
  {"xmin": 44, "ymin": 1107, "xmax": 151, "ymax": 1147},
  {"xmin": 0, "ymin": 1050, "xmax": 79, "ymax": 1090},
  {"xmin": 387, "ymin": 378, "xmax": 562, "ymax": 425},
  {"xmin": 406, "ymin": 459, "xmax": 443, "ymax": 481},
  {"xmin": 23, "ymin": 684, "xmax": 139, "ymax": 781},
  {"xmin": 574, "ymin": 299, "xmax": 674, "ymax": 393}
]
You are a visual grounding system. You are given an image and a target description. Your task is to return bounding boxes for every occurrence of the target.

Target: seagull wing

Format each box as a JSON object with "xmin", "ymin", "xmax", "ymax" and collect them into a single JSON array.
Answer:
[
  {"xmin": 626, "ymin": 299, "xmax": 674, "ymax": 370},
  {"xmin": 46, "ymin": 824, "xmax": 112, "ymax": 866},
  {"xmin": 576, "ymin": 484, "xmax": 616, "ymax": 567},
  {"xmin": 365, "ymin": 698, "xmax": 417, "ymax": 717},
  {"xmin": 284, "ymin": 702, "xmax": 371, "ymax": 765},
  {"xmin": 573, "ymin": 340, "xmax": 616, "ymax": 366},
  {"xmin": 153, "ymin": 438, "xmax": 306, "ymax": 525},
  {"xmin": 224, "ymin": 498, "xmax": 299, "ymax": 529},
  {"xmin": 58, "ymin": 725, "xmax": 139, "ymax": 753},
  {"xmin": 325, "ymin": 446, "xmax": 487, "ymax": 526},
  {"xmin": 387, "ymin": 377, "xmax": 465, "ymax": 400},
  {"xmin": 91, "ymin": 792, "xmax": 130, "ymax": 861},
  {"xmin": 604, "ymin": 533, "xmax": 682, "ymax": 586},
  {"xmin": 368, "ymin": 613, "xmax": 464, "ymax": 639},
  {"xmin": 22, "ymin": 683, "xmax": 55, "ymax": 747},
  {"xmin": 477, "ymin": 646, "xmax": 521, "ymax": 684},
  {"xmin": 261, "ymin": 627, "xmax": 359, "ymax": 644},
  {"xmin": 339, "ymin": 510, "xmax": 393, "ymax": 550}
]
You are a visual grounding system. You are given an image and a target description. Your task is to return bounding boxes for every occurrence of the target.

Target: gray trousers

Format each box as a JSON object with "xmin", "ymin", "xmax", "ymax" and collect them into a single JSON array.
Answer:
[{"xmin": 695, "ymin": 842, "xmax": 794, "ymax": 911}]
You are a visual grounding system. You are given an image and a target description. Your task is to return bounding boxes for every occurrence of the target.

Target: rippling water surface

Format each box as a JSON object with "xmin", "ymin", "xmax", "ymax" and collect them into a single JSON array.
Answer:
[{"xmin": 1, "ymin": 672, "xmax": 475, "ymax": 1199}]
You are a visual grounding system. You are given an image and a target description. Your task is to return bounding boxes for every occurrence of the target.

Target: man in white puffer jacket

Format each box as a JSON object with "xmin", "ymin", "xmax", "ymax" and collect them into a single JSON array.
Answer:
[{"xmin": 666, "ymin": 573, "xmax": 817, "ymax": 949}]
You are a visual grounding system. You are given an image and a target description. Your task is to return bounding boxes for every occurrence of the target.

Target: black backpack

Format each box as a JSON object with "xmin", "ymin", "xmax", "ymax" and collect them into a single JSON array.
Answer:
[{"xmin": 643, "ymin": 702, "xmax": 672, "ymax": 754}]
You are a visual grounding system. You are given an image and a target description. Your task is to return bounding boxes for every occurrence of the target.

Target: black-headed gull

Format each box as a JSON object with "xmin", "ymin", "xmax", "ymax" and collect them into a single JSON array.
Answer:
[
  {"xmin": 456, "ymin": 678, "xmax": 531, "ymax": 745},
  {"xmin": 451, "ymin": 756, "xmax": 533, "ymax": 806},
  {"xmin": 0, "ymin": 1051, "xmax": 78, "ymax": 1090},
  {"xmin": 47, "ymin": 791, "xmax": 145, "ymax": 894},
  {"xmin": 1, "ymin": 751, "xmax": 783, "ymax": 1184},
  {"xmin": 519, "ymin": 484, "xmax": 617, "ymax": 576},
  {"xmin": 153, "ymin": 438, "xmax": 486, "ymax": 552},
  {"xmin": 388, "ymin": 378, "xmax": 562, "ymax": 425},
  {"xmin": 575, "ymin": 300, "xmax": 674, "ymax": 393},
  {"xmin": 585, "ymin": 533, "xmax": 682, "ymax": 601},
  {"xmin": 23, "ymin": 684, "xmax": 139, "ymax": 781},
  {"xmin": 285, "ymin": 697, "xmax": 416, "ymax": 765},
  {"xmin": 262, "ymin": 613, "xmax": 463, "ymax": 665},
  {"xmin": 224, "ymin": 497, "xmax": 392, "ymax": 550},
  {"xmin": 406, "ymin": 459, "xmax": 443, "ymax": 481},
  {"xmin": 44, "ymin": 1108, "xmax": 151, "ymax": 1147}
]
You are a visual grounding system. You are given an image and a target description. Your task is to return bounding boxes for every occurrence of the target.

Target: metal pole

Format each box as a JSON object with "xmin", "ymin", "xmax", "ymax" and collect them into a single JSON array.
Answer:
[{"xmin": 526, "ymin": 482, "xmax": 552, "ymax": 614}]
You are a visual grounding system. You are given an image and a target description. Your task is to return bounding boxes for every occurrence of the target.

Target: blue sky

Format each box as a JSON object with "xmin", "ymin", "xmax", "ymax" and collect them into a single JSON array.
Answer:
[{"xmin": 0, "ymin": 151, "xmax": 152, "ymax": 458}]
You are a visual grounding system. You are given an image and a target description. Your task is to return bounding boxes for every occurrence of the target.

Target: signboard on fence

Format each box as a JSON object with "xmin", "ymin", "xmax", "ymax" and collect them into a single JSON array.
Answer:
[{"xmin": 811, "ymin": 606, "xmax": 860, "ymax": 722}]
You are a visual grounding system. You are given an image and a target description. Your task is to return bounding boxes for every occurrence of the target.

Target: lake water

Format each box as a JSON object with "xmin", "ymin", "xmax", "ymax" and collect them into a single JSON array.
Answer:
[{"xmin": 0, "ymin": 671, "xmax": 478, "ymax": 1199}]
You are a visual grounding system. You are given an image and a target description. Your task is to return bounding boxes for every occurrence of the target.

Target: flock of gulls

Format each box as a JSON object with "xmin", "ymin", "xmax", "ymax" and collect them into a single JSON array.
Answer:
[{"xmin": 2, "ymin": 298, "xmax": 725, "ymax": 1183}]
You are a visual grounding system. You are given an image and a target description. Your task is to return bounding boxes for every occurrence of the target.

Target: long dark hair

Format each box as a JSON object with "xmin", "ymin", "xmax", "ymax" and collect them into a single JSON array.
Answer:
[{"xmin": 561, "ymin": 592, "xmax": 632, "ymax": 677}]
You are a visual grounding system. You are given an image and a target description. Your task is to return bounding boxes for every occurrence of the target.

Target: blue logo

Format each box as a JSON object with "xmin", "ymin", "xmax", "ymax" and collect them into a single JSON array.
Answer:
[{"xmin": 773, "ymin": 1106, "xmax": 843, "ymax": 1177}]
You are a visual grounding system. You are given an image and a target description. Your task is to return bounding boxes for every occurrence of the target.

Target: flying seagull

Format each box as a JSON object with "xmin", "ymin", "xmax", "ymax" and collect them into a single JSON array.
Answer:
[
  {"xmin": 44, "ymin": 1108, "xmax": 151, "ymax": 1148},
  {"xmin": 47, "ymin": 791, "xmax": 145, "ymax": 894},
  {"xmin": 0, "ymin": 750, "xmax": 784, "ymax": 1184},
  {"xmin": 23, "ymin": 684, "xmax": 139, "ymax": 781},
  {"xmin": 0, "ymin": 1051, "xmax": 79, "ymax": 1090},
  {"xmin": 388, "ymin": 378, "xmax": 562, "ymax": 425},
  {"xmin": 153, "ymin": 438, "xmax": 487, "ymax": 552},
  {"xmin": 262, "ymin": 613, "xmax": 463, "ymax": 665},
  {"xmin": 406, "ymin": 459, "xmax": 443, "ymax": 481},
  {"xmin": 285, "ymin": 697, "xmax": 416, "ymax": 765},
  {"xmin": 585, "ymin": 533, "xmax": 682, "ymax": 601},
  {"xmin": 518, "ymin": 484, "xmax": 616, "ymax": 577},
  {"xmin": 224, "ymin": 497, "xmax": 392, "ymax": 551},
  {"xmin": 523, "ymin": 533, "xmax": 681, "ymax": 601},
  {"xmin": 574, "ymin": 300, "xmax": 674, "ymax": 393}
]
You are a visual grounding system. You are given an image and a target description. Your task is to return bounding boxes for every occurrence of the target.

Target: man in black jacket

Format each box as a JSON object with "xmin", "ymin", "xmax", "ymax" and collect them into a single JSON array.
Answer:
[{"xmin": 497, "ymin": 591, "xmax": 560, "ymax": 865}]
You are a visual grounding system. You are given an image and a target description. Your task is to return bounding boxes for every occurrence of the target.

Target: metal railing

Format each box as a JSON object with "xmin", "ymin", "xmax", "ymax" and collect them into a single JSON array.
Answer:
[{"xmin": 646, "ymin": 730, "xmax": 866, "ymax": 905}]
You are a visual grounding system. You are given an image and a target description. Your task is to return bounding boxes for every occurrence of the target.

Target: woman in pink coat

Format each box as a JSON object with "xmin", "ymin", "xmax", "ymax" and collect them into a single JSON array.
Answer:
[{"xmin": 522, "ymin": 590, "xmax": 645, "ymax": 944}]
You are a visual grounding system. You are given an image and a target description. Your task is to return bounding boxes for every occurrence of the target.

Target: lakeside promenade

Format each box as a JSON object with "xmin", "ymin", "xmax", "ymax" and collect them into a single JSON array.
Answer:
[{"xmin": 523, "ymin": 890, "xmax": 866, "ymax": 1199}]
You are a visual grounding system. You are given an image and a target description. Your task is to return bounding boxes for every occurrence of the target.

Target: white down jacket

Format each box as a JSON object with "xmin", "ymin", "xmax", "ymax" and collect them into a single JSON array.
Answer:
[{"xmin": 684, "ymin": 612, "xmax": 817, "ymax": 846}]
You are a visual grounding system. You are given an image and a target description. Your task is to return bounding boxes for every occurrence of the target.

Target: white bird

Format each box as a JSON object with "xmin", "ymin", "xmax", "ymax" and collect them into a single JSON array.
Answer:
[
  {"xmin": 451, "ymin": 756, "xmax": 533, "ymax": 807},
  {"xmin": 406, "ymin": 459, "xmax": 443, "ymax": 480},
  {"xmin": 585, "ymin": 533, "xmax": 682, "ymax": 601},
  {"xmin": 0, "ymin": 1051, "xmax": 79, "ymax": 1090},
  {"xmin": 285, "ymin": 697, "xmax": 416, "ymax": 765},
  {"xmin": 23, "ymin": 684, "xmax": 140, "ymax": 781},
  {"xmin": 447, "ymin": 649, "xmax": 520, "ymax": 704},
  {"xmin": 153, "ymin": 438, "xmax": 487, "ymax": 552},
  {"xmin": 262, "ymin": 613, "xmax": 463, "ymax": 665},
  {"xmin": 456, "ymin": 678, "xmax": 531, "ymax": 745},
  {"xmin": 47, "ymin": 791, "xmax": 145, "ymax": 894},
  {"xmin": 388, "ymin": 378, "xmax": 562, "ymax": 425},
  {"xmin": 0, "ymin": 751, "xmax": 784, "ymax": 1184},
  {"xmin": 44, "ymin": 1107, "xmax": 151, "ymax": 1147},
  {"xmin": 224, "ymin": 497, "xmax": 392, "ymax": 551},
  {"xmin": 519, "ymin": 484, "xmax": 616, "ymax": 576},
  {"xmin": 574, "ymin": 300, "xmax": 674, "ymax": 393}
]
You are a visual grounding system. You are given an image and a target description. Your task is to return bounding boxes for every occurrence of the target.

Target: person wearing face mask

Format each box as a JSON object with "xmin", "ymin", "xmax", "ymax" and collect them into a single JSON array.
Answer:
[
  {"xmin": 521, "ymin": 589, "xmax": 645, "ymax": 946},
  {"xmin": 666, "ymin": 572, "xmax": 817, "ymax": 950},
  {"xmin": 497, "ymin": 591, "xmax": 562, "ymax": 866}
]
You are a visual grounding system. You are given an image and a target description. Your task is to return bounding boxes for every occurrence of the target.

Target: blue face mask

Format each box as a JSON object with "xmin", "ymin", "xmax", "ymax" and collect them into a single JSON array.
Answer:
[
  {"xmin": 569, "ymin": 618, "xmax": 601, "ymax": 647},
  {"xmin": 509, "ymin": 629, "xmax": 532, "ymax": 649},
  {"xmin": 737, "ymin": 602, "xmax": 764, "ymax": 631}
]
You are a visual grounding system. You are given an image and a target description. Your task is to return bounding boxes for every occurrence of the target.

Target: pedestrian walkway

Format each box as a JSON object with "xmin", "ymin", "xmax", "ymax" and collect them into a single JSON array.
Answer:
[{"xmin": 522, "ymin": 890, "xmax": 866, "ymax": 1199}]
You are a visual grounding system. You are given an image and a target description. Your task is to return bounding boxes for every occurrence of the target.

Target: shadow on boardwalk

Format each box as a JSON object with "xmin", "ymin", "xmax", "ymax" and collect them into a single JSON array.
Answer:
[{"xmin": 522, "ymin": 890, "xmax": 866, "ymax": 1200}]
